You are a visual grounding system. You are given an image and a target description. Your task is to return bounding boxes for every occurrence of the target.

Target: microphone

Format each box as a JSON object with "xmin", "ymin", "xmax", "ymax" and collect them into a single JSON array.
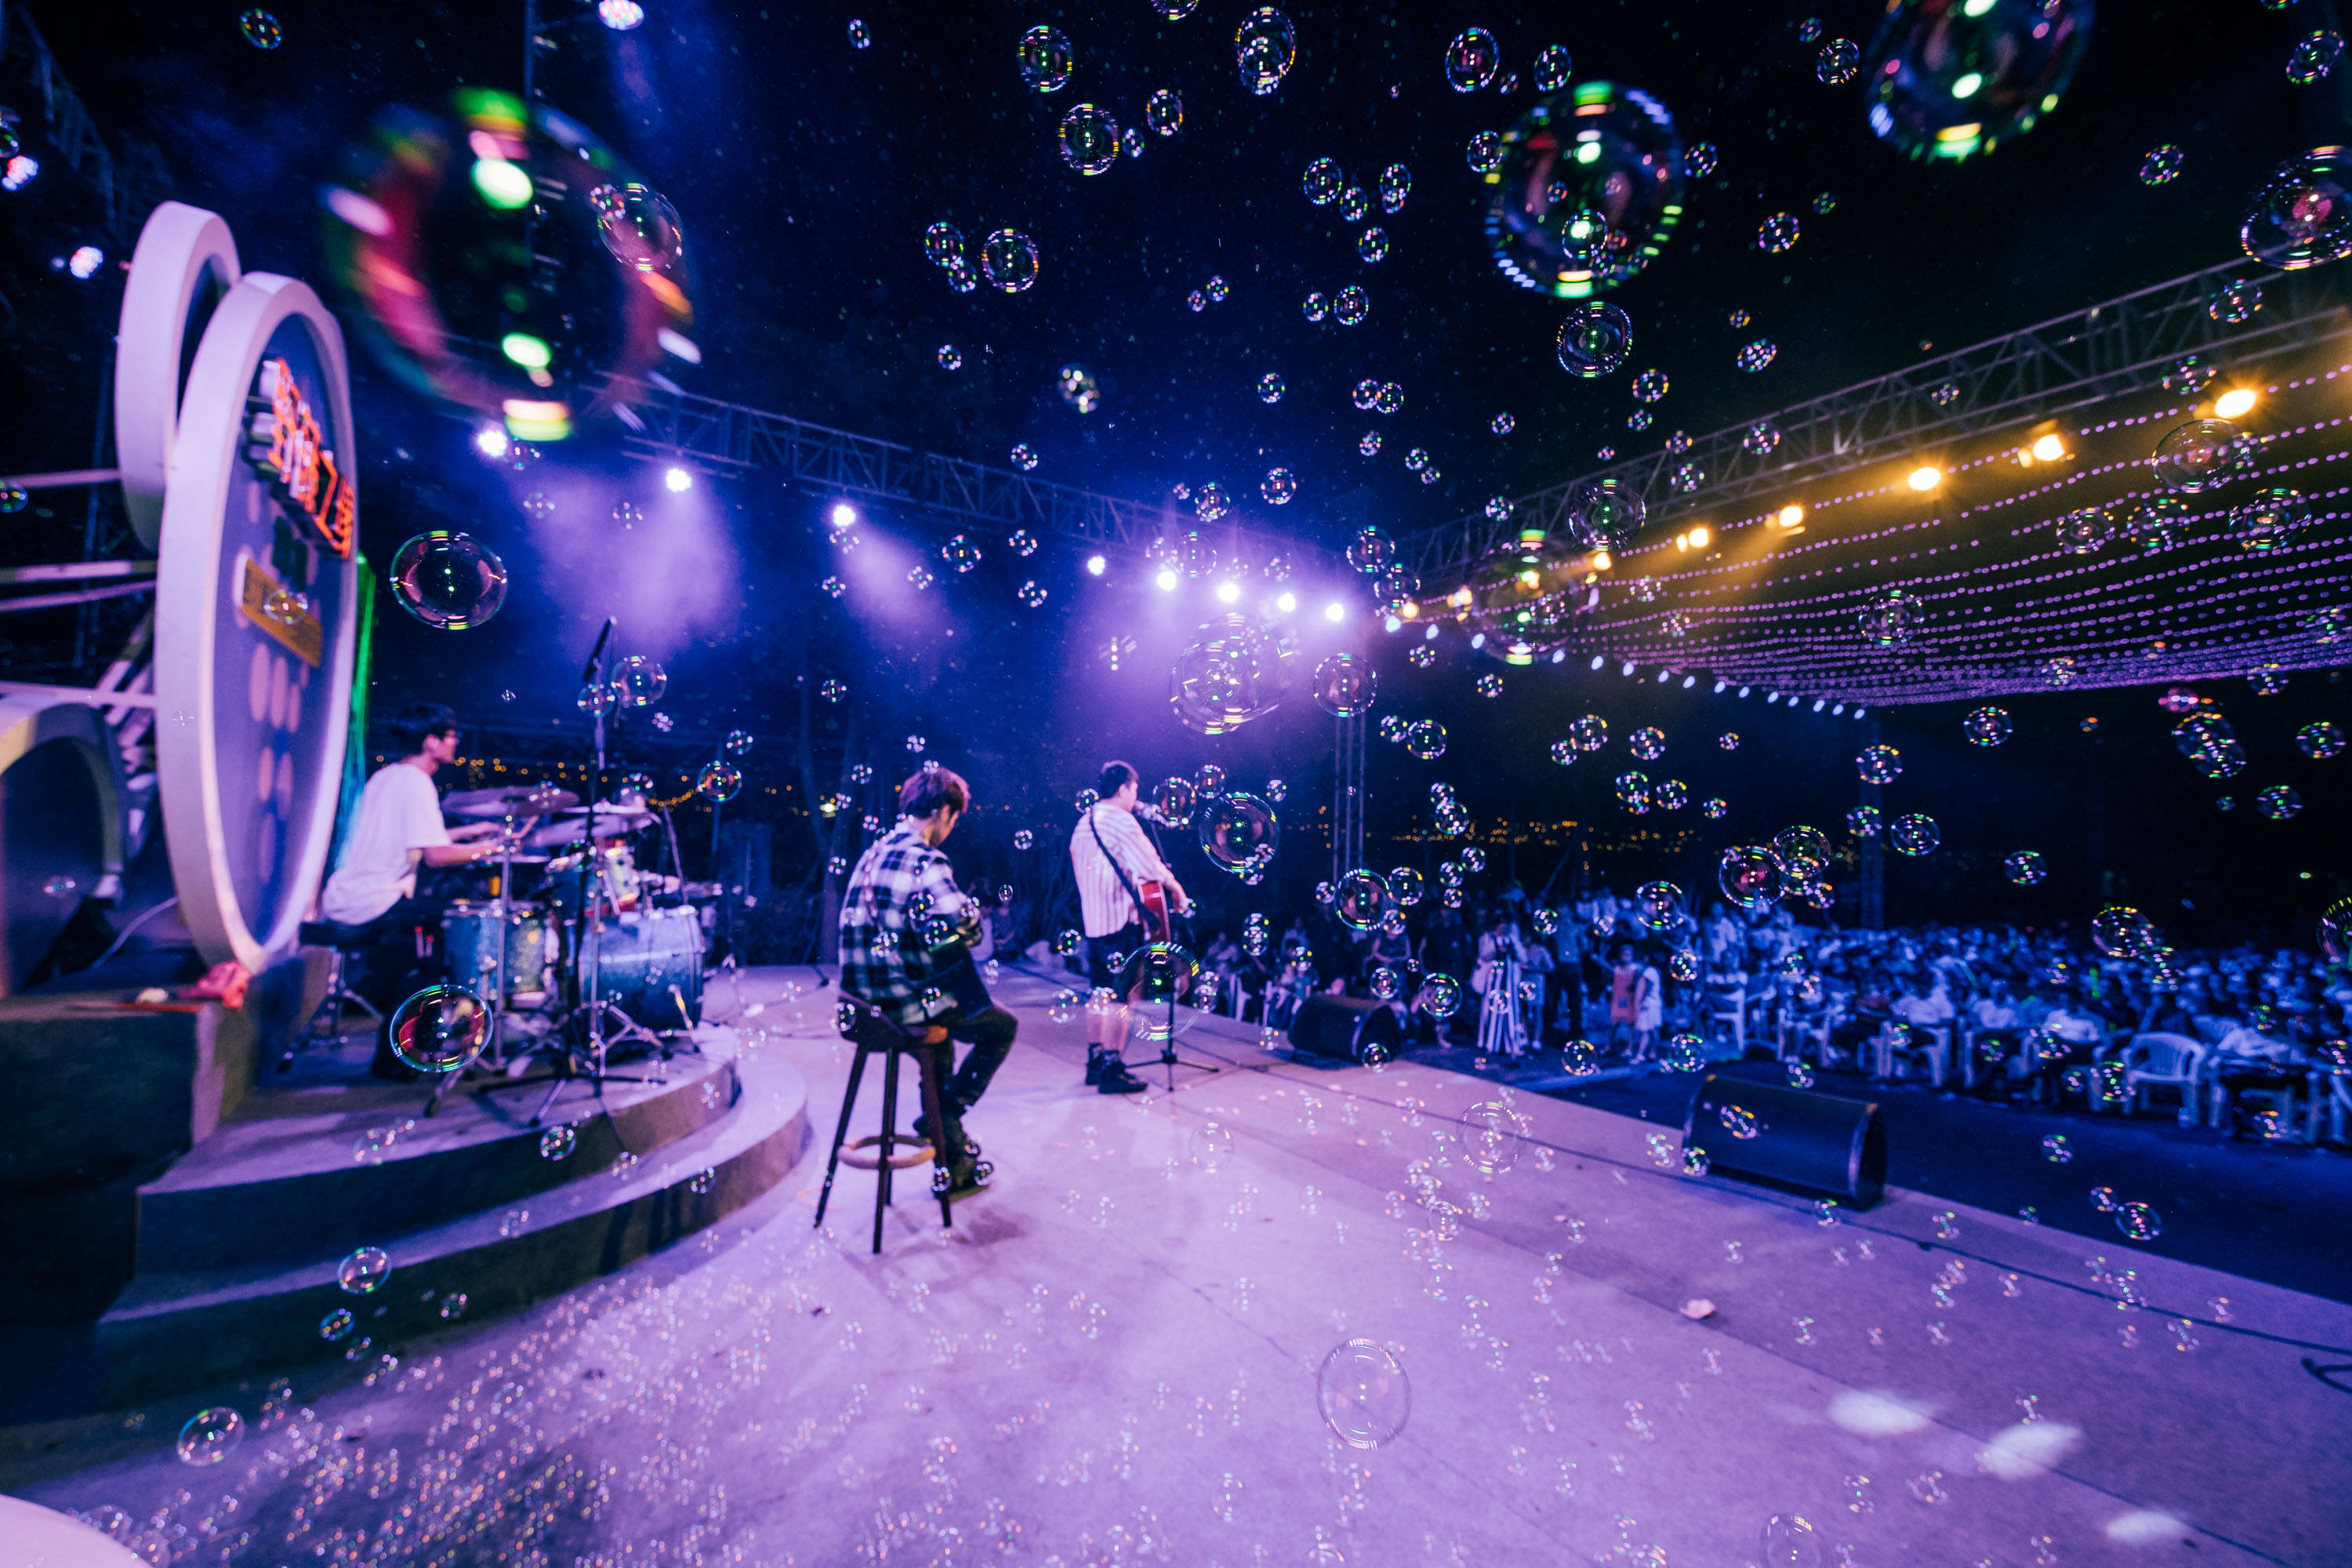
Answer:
[
  {"xmin": 579, "ymin": 618, "xmax": 615, "ymax": 684},
  {"xmin": 1133, "ymin": 802, "xmax": 1165, "ymax": 826}
]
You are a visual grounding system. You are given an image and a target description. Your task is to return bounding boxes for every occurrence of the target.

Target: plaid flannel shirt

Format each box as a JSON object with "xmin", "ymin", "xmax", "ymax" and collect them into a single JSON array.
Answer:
[{"xmin": 837, "ymin": 824, "xmax": 975, "ymax": 1026}]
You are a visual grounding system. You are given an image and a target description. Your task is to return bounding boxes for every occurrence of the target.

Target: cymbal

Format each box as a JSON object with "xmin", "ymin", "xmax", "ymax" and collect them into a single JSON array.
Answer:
[
  {"xmin": 445, "ymin": 784, "xmax": 579, "ymax": 818},
  {"xmin": 524, "ymin": 810, "xmax": 652, "ymax": 849}
]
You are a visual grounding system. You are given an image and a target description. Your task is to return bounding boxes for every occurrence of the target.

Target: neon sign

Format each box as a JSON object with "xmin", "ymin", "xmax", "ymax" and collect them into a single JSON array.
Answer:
[{"xmin": 243, "ymin": 356, "xmax": 356, "ymax": 559}]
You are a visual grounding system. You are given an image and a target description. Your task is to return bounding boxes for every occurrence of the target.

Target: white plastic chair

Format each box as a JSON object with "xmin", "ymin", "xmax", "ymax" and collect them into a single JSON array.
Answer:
[{"xmin": 2122, "ymin": 1032, "xmax": 2206, "ymax": 1124}]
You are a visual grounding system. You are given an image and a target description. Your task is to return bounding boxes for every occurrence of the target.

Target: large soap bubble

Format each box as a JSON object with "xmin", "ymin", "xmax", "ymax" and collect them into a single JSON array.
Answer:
[
  {"xmin": 323, "ymin": 89, "xmax": 695, "ymax": 442},
  {"xmin": 1334, "ymin": 869, "xmax": 1388, "ymax": 931},
  {"xmin": 2228, "ymin": 486, "xmax": 2310, "ymax": 552},
  {"xmin": 2242, "ymin": 147, "xmax": 2352, "ymax": 268},
  {"xmin": 1017, "ymin": 25, "xmax": 1074, "ymax": 92},
  {"xmin": 2151, "ymin": 419, "xmax": 2256, "ymax": 492},
  {"xmin": 1719, "ymin": 846, "xmax": 1783, "ymax": 911},
  {"xmin": 1557, "ymin": 303, "xmax": 1634, "ymax": 376},
  {"xmin": 1198, "ymin": 793, "xmax": 1278, "ymax": 873},
  {"xmin": 1318, "ymin": 1338, "xmax": 1411, "ymax": 1447},
  {"xmin": 1568, "ymin": 478, "xmax": 1645, "ymax": 550},
  {"xmin": 1313, "ymin": 652, "xmax": 1377, "ymax": 717},
  {"xmin": 1170, "ymin": 615, "xmax": 1298, "ymax": 735},
  {"xmin": 1860, "ymin": 0, "xmax": 2093, "ymax": 163},
  {"xmin": 1236, "ymin": 7, "xmax": 1296, "ymax": 95},
  {"xmin": 388, "ymin": 983, "xmax": 490, "ymax": 1072},
  {"xmin": 389, "ymin": 532, "xmax": 507, "ymax": 630},
  {"xmin": 1482, "ymin": 82, "xmax": 1685, "ymax": 298}
]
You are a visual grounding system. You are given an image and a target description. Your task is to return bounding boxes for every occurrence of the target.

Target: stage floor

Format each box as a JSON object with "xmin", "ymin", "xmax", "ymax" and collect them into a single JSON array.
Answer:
[{"xmin": 3, "ymin": 963, "xmax": 2346, "ymax": 1567}]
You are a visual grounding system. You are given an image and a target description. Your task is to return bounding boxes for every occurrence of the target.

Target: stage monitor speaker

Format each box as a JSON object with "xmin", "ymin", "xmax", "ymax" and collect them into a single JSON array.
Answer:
[
  {"xmin": 1682, "ymin": 1073, "xmax": 1886, "ymax": 1210},
  {"xmin": 1288, "ymin": 995, "xmax": 1403, "ymax": 1065}
]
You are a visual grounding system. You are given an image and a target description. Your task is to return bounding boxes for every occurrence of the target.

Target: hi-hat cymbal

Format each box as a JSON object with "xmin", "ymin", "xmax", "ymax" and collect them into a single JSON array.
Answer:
[
  {"xmin": 525, "ymin": 808, "xmax": 653, "ymax": 849},
  {"xmin": 445, "ymin": 784, "xmax": 579, "ymax": 818}
]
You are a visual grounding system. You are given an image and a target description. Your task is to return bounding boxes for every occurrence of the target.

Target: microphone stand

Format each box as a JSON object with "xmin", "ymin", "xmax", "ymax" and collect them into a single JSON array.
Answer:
[{"xmin": 1138, "ymin": 806, "xmax": 1221, "ymax": 1094}]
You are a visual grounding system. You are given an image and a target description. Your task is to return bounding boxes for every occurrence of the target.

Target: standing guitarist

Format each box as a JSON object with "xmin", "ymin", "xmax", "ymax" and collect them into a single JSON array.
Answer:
[{"xmin": 1068, "ymin": 760, "xmax": 1191, "ymax": 1094}]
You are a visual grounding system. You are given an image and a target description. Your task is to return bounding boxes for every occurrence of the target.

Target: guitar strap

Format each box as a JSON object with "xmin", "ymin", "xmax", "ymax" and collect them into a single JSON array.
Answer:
[{"xmin": 1088, "ymin": 807, "xmax": 1157, "ymax": 942}]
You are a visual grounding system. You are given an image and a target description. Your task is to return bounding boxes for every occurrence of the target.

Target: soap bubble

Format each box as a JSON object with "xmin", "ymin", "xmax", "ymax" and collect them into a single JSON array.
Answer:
[
  {"xmin": 1235, "ymin": 6, "xmax": 1296, "ymax": 95},
  {"xmin": 1964, "ymin": 705, "xmax": 2013, "ymax": 746},
  {"xmin": 2152, "ymin": 418, "xmax": 2256, "ymax": 492},
  {"xmin": 2299, "ymin": 720, "xmax": 2347, "ymax": 759},
  {"xmin": 1199, "ymin": 793, "xmax": 1278, "ymax": 873},
  {"xmin": 2227, "ymin": 487, "xmax": 2310, "ymax": 552},
  {"xmin": 2209, "ymin": 275, "xmax": 2264, "ymax": 323},
  {"xmin": 1483, "ymin": 82, "xmax": 1686, "ymax": 296},
  {"xmin": 1358, "ymin": 227, "xmax": 1390, "ymax": 263},
  {"xmin": 2256, "ymin": 784, "xmax": 2303, "ymax": 820},
  {"xmin": 1259, "ymin": 467, "xmax": 1298, "ymax": 506},
  {"xmin": 1466, "ymin": 130, "xmax": 1504, "ymax": 172},
  {"xmin": 1860, "ymin": 0, "xmax": 2091, "ymax": 162},
  {"xmin": 2042, "ymin": 1133, "xmax": 2074, "ymax": 1163},
  {"xmin": 1772, "ymin": 826, "xmax": 1831, "ymax": 880},
  {"xmin": 2287, "ymin": 29, "xmax": 2344, "ymax": 86},
  {"xmin": 613, "ymin": 654, "xmax": 666, "ymax": 706},
  {"xmin": 697, "ymin": 761, "xmax": 744, "ymax": 802},
  {"xmin": 1662, "ymin": 1031, "xmax": 1708, "ymax": 1072},
  {"xmin": 2141, "ymin": 144, "xmax": 2183, "ymax": 184},
  {"xmin": 1347, "ymin": 526, "xmax": 1397, "ymax": 574},
  {"xmin": 590, "ymin": 183, "xmax": 684, "ymax": 272},
  {"xmin": 1460, "ymin": 1101, "xmax": 1530, "ymax": 1173},
  {"xmin": 1419, "ymin": 972, "xmax": 1463, "ymax": 1018},
  {"xmin": 1568, "ymin": 478, "xmax": 1644, "ymax": 550},
  {"xmin": 1190, "ymin": 1122, "xmax": 1236, "ymax": 1169},
  {"xmin": 1557, "ymin": 303, "xmax": 1635, "ymax": 376},
  {"xmin": 176, "ymin": 1408, "xmax": 245, "ymax": 1466},
  {"xmin": 539, "ymin": 1124, "xmax": 578, "ymax": 1160},
  {"xmin": 1848, "ymin": 806, "xmax": 1880, "ymax": 837},
  {"xmin": 337, "ymin": 1245, "xmax": 393, "ymax": 1294},
  {"xmin": 1889, "ymin": 814, "xmax": 1940, "ymax": 856},
  {"xmin": 1856, "ymin": 743, "xmax": 1902, "ymax": 783},
  {"xmin": 1632, "ymin": 368, "xmax": 1670, "ymax": 402},
  {"xmin": 1445, "ymin": 27, "xmax": 1501, "ymax": 91},
  {"xmin": 390, "ymin": 532, "xmax": 506, "ymax": 630},
  {"xmin": 1533, "ymin": 44, "xmax": 1573, "ymax": 91},
  {"xmin": 320, "ymin": 1307, "xmax": 356, "ymax": 1341},
  {"xmin": 1756, "ymin": 212, "xmax": 1801, "ymax": 252},
  {"xmin": 981, "ymin": 229, "xmax": 1040, "ymax": 292},
  {"xmin": 1334, "ymin": 869, "xmax": 1388, "ymax": 931},
  {"xmin": 1256, "ymin": 372, "xmax": 1287, "ymax": 404},
  {"xmin": 1017, "ymin": 24, "xmax": 1074, "ymax": 91},
  {"xmin": 2118, "ymin": 1202, "xmax": 2162, "ymax": 1242},
  {"xmin": 1759, "ymin": 1514, "xmax": 1823, "ymax": 1568},
  {"xmin": 2004, "ymin": 851, "xmax": 2048, "ymax": 887},
  {"xmin": 1719, "ymin": 847, "xmax": 1783, "ymax": 910},
  {"xmin": 1319, "ymin": 1339, "xmax": 1410, "ymax": 1447},
  {"xmin": 1685, "ymin": 141, "xmax": 1719, "ymax": 176},
  {"xmin": 1634, "ymin": 880, "xmax": 1682, "ymax": 924},
  {"xmin": 1055, "ymin": 103, "xmax": 1121, "ymax": 173},
  {"xmin": 388, "ymin": 985, "xmax": 489, "ymax": 1072},
  {"xmin": 2242, "ymin": 147, "xmax": 2352, "ymax": 268},
  {"xmin": 1737, "ymin": 339, "xmax": 1778, "ymax": 372},
  {"xmin": 1303, "ymin": 157, "xmax": 1343, "ymax": 205},
  {"xmin": 1817, "ymin": 38, "xmax": 1860, "ymax": 84},
  {"xmin": 1314, "ymin": 652, "xmax": 1377, "ymax": 716},
  {"xmin": 238, "ymin": 9, "xmax": 281, "ymax": 47},
  {"xmin": 1857, "ymin": 590, "xmax": 1919, "ymax": 647},
  {"xmin": 1403, "ymin": 720, "xmax": 1447, "ymax": 760},
  {"xmin": 1334, "ymin": 285, "xmax": 1369, "ymax": 324}
]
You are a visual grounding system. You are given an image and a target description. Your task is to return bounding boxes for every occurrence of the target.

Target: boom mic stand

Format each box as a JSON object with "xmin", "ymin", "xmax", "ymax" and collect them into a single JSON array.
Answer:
[{"xmin": 483, "ymin": 621, "xmax": 652, "ymax": 1126}]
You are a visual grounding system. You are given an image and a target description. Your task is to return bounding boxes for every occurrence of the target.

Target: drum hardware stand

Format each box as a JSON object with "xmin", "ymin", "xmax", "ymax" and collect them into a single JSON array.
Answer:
[
  {"xmin": 424, "ymin": 815, "xmax": 541, "ymax": 1116},
  {"xmin": 477, "ymin": 621, "xmax": 653, "ymax": 1126}
]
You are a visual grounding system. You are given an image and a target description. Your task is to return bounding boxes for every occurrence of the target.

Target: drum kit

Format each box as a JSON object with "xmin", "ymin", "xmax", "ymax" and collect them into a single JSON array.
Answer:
[{"xmin": 426, "ymin": 779, "xmax": 713, "ymax": 1118}]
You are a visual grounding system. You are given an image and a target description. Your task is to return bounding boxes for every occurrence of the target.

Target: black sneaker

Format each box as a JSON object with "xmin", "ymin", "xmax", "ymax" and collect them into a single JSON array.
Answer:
[
  {"xmin": 1095, "ymin": 1057, "xmax": 1149, "ymax": 1094},
  {"xmin": 1083, "ymin": 1050, "xmax": 1109, "ymax": 1087},
  {"xmin": 940, "ymin": 1155, "xmax": 991, "ymax": 1204}
]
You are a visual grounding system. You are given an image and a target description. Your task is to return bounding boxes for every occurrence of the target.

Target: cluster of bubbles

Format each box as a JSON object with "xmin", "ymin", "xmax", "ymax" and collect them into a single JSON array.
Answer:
[{"xmin": 1171, "ymin": 613, "xmax": 1300, "ymax": 735}]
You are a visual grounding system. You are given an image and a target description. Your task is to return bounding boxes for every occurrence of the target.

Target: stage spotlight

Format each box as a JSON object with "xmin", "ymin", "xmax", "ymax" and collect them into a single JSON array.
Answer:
[
  {"xmin": 1423, "ymin": 623, "xmax": 1439, "ymax": 640},
  {"xmin": 1738, "ymin": 685, "xmax": 1751, "ymax": 697},
  {"xmin": 1621, "ymin": 662, "xmax": 1635, "ymax": 677},
  {"xmin": 1382, "ymin": 615, "xmax": 1402, "ymax": 632},
  {"xmin": 1812, "ymin": 697, "xmax": 1827, "ymax": 712},
  {"xmin": 1775, "ymin": 504, "xmax": 1805, "ymax": 528},
  {"xmin": 474, "ymin": 426, "xmax": 510, "ymax": 459},
  {"xmin": 1274, "ymin": 590, "xmax": 1296, "ymax": 612},
  {"xmin": 66, "ymin": 245, "xmax": 103, "ymax": 279},
  {"xmin": 1086, "ymin": 554, "xmax": 1107, "ymax": 576},
  {"xmin": 1682, "ymin": 674, "xmax": 1696, "ymax": 688},
  {"xmin": 1713, "ymin": 679, "xmax": 1727, "ymax": 694},
  {"xmin": 829, "ymin": 503, "xmax": 858, "ymax": 528},
  {"xmin": 599, "ymin": 0, "xmax": 645, "ymax": 28},
  {"xmin": 2214, "ymin": 387, "xmax": 2258, "ymax": 419},
  {"xmin": 1549, "ymin": 649, "xmax": 1564, "ymax": 663},
  {"xmin": 1853, "ymin": 706, "xmax": 1867, "ymax": 719},
  {"xmin": 1156, "ymin": 568, "xmax": 1181, "ymax": 592},
  {"xmin": 1657, "ymin": 669, "xmax": 1672, "ymax": 683},
  {"xmin": 1907, "ymin": 465, "xmax": 1941, "ymax": 491},
  {"xmin": 1688, "ymin": 524, "xmax": 1711, "ymax": 548},
  {"xmin": 1470, "ymin": 633, "xmax": 1486, "ymax": 649},
  {"xmin": 2031, "ymin": 434, "xmax": 2065, "ymax": 462},
  {"xmin": 1323, "ymin": 601, "xmax": 1345, "ymax": 622},
  {"xmin": 664, "ymin": 466, "xmax": 693, "ymax": 492},
  {"xmin": 1215, "ymin": 580, "xmax": 1241, "ymax": 604},
  {"xmin": 1589, "ymin": 655, "xmax": 1605, "ymax": 670},
  {"xmin": 1591, "ymin": 550, "xmax": 1613, "ymax": 571},
  {"xmin": 1832, "ymin": 702, "xmax": 1846, "ymax": 714}
]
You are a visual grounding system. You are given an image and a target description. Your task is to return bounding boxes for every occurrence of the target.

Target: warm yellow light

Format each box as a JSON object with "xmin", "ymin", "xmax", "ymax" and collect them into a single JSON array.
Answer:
[
  {"xmin": 1517, "ymin": 567, "xmax": 1540, "ymax": 587},
  {"xmin": 1591, "ymin": 550, "xmax": 1613, "ymax": 571},
  {"xmin": 1687, "ymin": 524, "xmax": 1711, "ymax": 549},
  {"xmin": 1448, "ymin": 586, "xmax": 1473, "ymax": 608},
  {"xmin": 1675, "ymin": 533, "xmax": 1689, "ymax": 552},
  {"xmin": 1400, "ymin": 601, "xmax": 1419, "ymax": 619},
  {"xmin": 1776, "ymin": 504, "xmax": 1804, "ymax": 528},
  {"xmin": 2031, "ymin": 434, "xmax": 2065, "ymax": 462},
  {"xmin": 1907, "ymin": 465, "xmax": 1941, "ymax": 491},
  {"xmin": 2214, "ymin": 387, "xmax": 2258, "ymax": 419}
]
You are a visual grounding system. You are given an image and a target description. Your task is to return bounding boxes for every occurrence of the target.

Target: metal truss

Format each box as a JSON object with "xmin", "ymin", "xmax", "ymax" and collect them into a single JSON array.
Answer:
[
  {"xmin": 604, "ymin": 379, "xmax": 1306, "ymax": 562},
  {"xmin": 1406, "ymin": 257, "xmax": 2352, "ymax": 577},
  {"xmin": 0, "ymin": 6, "xmax": 172, "ymax": 241}
]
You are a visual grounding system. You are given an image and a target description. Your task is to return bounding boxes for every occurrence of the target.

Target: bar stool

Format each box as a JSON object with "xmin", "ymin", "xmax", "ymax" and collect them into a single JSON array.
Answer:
[
  {"xmin": 816, "ymin": 996, "xmax": 988, "ymax": 1254},
  {"xmin": 288, "ymin": 920, "xmax": 386, "ymax": 1069}
]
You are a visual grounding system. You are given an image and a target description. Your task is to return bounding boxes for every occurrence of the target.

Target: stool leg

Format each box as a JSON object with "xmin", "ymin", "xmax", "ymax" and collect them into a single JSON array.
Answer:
[
  {"xmin": 916, "ymin": 1046, "xmax": 955, "ymax": 1230},
  {"xmin": 874, "ymin": 1048, "xmax": 902, "ymax": 1254},
  {"xmin": 814, "ymin": 1043, "xmax": 873, "ymax": 1230}
]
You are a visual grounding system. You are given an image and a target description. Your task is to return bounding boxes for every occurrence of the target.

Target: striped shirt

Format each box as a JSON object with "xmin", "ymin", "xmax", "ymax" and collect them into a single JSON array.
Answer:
[{"xmin": 1068, "ymin": 803, "xmax": 1175, "ymax": 938}]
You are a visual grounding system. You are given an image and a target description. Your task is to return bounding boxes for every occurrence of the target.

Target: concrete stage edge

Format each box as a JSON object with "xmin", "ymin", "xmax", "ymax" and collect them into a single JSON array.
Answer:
[{"xmin": 0, "ymin": 963, "xmax": 2343, "ymax": 1568}]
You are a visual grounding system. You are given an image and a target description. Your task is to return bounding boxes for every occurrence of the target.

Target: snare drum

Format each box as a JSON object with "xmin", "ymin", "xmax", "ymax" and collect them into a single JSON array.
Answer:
[
  {"xmin": 591, "ymin": 905, "xmax": 705, "ymax": 1029},
  {"xmin": 441, "ymin": 900, "xmax": 554, "ymax": 1005}
]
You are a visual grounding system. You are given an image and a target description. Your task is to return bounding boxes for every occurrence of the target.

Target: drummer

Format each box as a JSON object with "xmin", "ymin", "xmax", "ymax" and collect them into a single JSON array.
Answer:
[{"xmin": 317, "ymin": 703, "xmax": 503, "ymax": 1078}]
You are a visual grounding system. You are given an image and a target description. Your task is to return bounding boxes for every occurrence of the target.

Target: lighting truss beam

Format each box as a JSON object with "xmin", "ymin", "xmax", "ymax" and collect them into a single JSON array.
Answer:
[
  {"xmin": 1407, "ymin": 258, "xmax": 2350, "ymax": 576},
  {"xmin": 598, "ymin": 379, "xmax": 1305, "ymax": 563}
]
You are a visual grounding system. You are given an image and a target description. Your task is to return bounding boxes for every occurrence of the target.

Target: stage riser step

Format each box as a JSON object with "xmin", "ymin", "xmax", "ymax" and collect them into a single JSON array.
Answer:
[
  {"xmin": 0, "ymin": 1060, "xmax": 808, "ymax": 1420},
  {"xmin": 135, "ymin": 1061, "xmax": 740, "ymax": 1272}
]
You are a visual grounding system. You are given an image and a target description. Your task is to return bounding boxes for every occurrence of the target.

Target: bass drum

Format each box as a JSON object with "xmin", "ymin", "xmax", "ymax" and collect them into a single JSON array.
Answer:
[
  {"xmin": 441, "ymin": 899, "xmax": 552, "ymax": 1005},
  {"xmin": 593, "ymin": 906, "xmax": 703, "ymax": 1030},
  {"xmin": 0, "ymin": 696, "xmax": 123, "ymax": 995}
]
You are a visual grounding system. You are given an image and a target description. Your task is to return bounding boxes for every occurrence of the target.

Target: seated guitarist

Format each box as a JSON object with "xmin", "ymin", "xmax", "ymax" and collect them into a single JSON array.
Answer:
[
  {"xmin": 837, "ymin": 764, "xmax": 1014, "ymax": 1197},
  {"xmin": 1067, "ymin": 760, "xmax": 1191, "ymax": 1094}
]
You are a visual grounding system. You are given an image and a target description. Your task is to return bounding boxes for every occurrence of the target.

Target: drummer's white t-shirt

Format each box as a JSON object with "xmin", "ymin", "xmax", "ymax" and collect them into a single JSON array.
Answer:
[{"xmin": 319, "ymin": 764, "xmax": 452, "ymax": 925}]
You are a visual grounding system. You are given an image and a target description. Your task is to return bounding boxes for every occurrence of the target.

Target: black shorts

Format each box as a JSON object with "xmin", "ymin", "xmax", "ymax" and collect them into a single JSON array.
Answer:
[{"xmin": 1085, "ymin": 924, "xmax": 1144, "ymax": 990}]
